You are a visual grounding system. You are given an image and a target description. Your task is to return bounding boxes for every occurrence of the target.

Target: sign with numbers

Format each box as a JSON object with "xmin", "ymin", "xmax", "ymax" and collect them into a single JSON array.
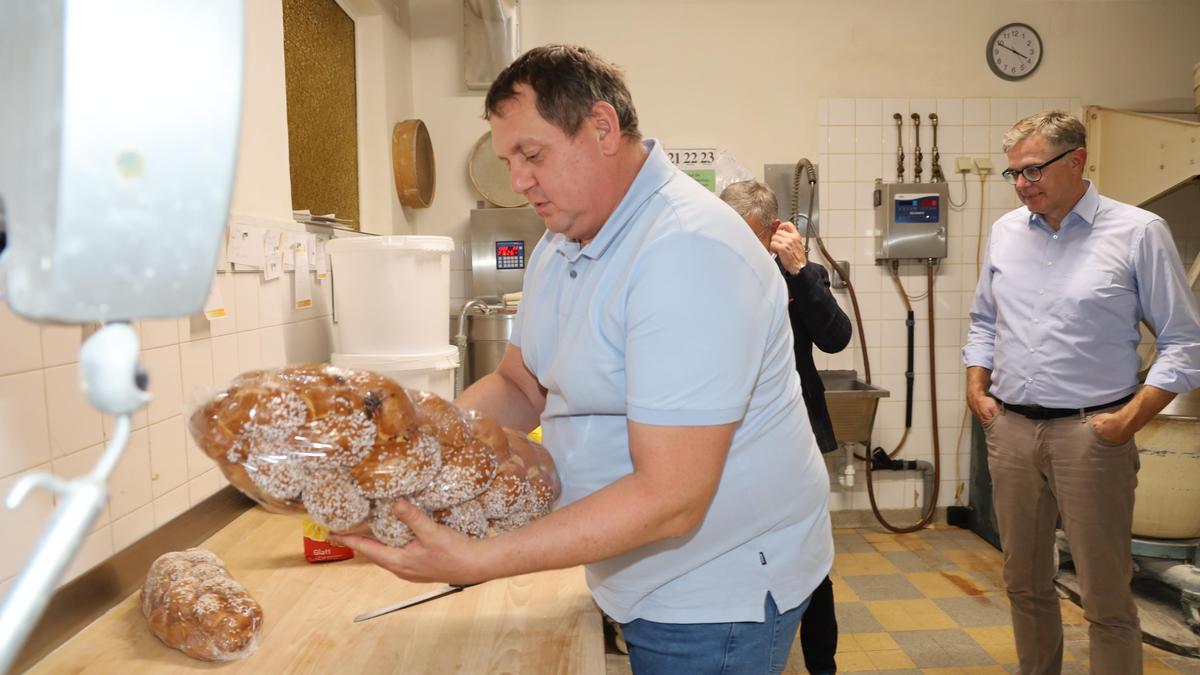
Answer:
[{"xmin": 666, "ymin": 148, "xmax": 717, "ymax": 166}]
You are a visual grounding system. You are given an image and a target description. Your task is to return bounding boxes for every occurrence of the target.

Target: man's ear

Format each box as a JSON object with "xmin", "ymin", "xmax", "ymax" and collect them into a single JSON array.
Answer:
[{"xmin": 590, "ymin": 101, "xmax": 621, "ymax": 153}]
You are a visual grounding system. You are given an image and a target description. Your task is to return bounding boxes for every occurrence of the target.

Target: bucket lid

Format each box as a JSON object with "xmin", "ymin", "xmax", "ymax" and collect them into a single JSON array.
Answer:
[
  {"xmin": 325, "ymin": 235, "xmax": 454, "ymax": 254},
  {"xmin": 331, "ymin": 344, "xmax": 459, "ymax": 371}
]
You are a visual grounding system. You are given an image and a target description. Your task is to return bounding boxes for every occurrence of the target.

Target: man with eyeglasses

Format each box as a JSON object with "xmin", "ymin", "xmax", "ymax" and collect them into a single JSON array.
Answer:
[{"xmin": 963, "ymin": 110, "xmax": 1200, "ymax": 674}]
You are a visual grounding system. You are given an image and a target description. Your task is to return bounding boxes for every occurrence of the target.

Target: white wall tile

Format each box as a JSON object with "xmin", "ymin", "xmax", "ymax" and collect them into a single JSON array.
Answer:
[
  {"xmin": 0, "ymin": 371, "xmax": 51, "ymax": 475},
  {"xmin": 51, "ymin": 443, "xmax": 110, "ymax": 533},
  {"xmin": 963, "ymin": 98, "xmax": 990, "ymax": 125},
  {"xmin": 285, "ymin": 319, "xmax": 333, "ymax": 364},
  {"xmin": 103, "ymin": 407, "xmax": 148, "ymax": 439},
  {"xmin": 211, "ymin": 334, "xmax": 240, "ymax": 386},
  {"xmin": 237, "ymin": 330, "xmax": 264, "ymax": 372},
  {"xmin": 1016, "ymin": 97, "xmax": 1043, "ymax": 120},
  {"xmin": 233, "ymin": 271, "xmax": 263, "ymax": 332},
  {"xmin": 208, "ymin": 273, "xmax": 237, "ymax": 337},
  {"xmin": 827, "ymin": 182, "xmax": 856, "ymax": 211},
  {"xmin": 855, "ymin": 98, "xmax": 882, "ymax": 125},
  {"xmin": 854, "ymin": 125, "xmax": 882, "ymax": 155},
  {"xmin": 880, "ymin": 99, "xmax": 908, "ymax": 124},
  {"xmin": 854, "ymin": 154, "xmax": 883, "ymax": 183},
  {"xmin": 0, "ymin": 465, "xmax": 56, "ymax": 583},
  {"xmin": 260, "ymin": 324, "xmax": 288, "ymax": 368},
  {"xmin": 148, "ymin": 416, "xmax": 188, "ymax": 499},
  {"xmin": 40, "ymin": 324, "xmax": 82, "ymax": 367},
  {"xmin": 188, "ymin": 469, "xmax": 224, "ymax": 506},
  {"xmin": 936, "ymin": 98, "xmax": 963, "ymax": 126},
  {"xmin": 989, "ymin": 125, "xmax": 1010, "ymax": 154},
  {"xmin": 179, "ymin": 339, "xmax": 215, "ymax": 410},
  {"xmin": 989, "ymin": 98, "xmax": 1017, "ymax": 125},
  {"xmin": 828, "ymin": 126, "xmax": 856, "ymax": 154},
  {"xmin": 111, "ymin": 503, "xmax": 155, "ymax": 553},
  {"xmin": 963, "ymin": 126, "xmax": 990, "ymax": 154},
  {"xmin": 259, "ymin": 275, "xmax": 288, "ymax": 327},
  {"xmin": 139, "ymin": 319, "xmax": 179, "ymax": 350},
  {"xmin": 143, "ymin": 345, "xmax": 183, "ymax": 424},
  {"xmin": 60, "ymin": 525, "xmax": 113, "ymax": 586},
  {"xmin": 178, "ymin": 313, "xmax": 212, "ymax": 342},
  {"xmin": 826, "ymin": 154, "xmax": 856, "ymax": 183},
  {"xmin": 935, "ymin": 125, "xmax": 963, "ymax": 154},
  {"xmin": 0, "ymin": 303, "xmax": 43, "ymax": 376},
  {"xmin": 44, "ymin": 363, "xmax": 103, "ymax": 457},
  {"xmin": 153, "ymin": 485, "xmax": 191, "ymax": 527},
  {"xmin": 108, "ymin": 427, "xmax": 151, "ymax": 520},
  {"xmin": 828, "ymin": 98, "xmax": 855, "ymax": 125},
  {"xmin": 909, "ymin": 99, "xmax": 936, "ymax": 120}
]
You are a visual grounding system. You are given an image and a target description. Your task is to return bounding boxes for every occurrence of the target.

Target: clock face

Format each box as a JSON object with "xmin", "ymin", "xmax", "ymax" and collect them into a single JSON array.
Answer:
[{"xmin": 987, "ymin": 23, "xmax": 1042, "ymax": 81}]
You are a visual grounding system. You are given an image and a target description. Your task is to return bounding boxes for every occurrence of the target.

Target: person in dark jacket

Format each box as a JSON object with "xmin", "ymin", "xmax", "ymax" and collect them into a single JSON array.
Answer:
[{"xmin": 720, "ymin": 179, "xmax": 852, "ymax": 675}]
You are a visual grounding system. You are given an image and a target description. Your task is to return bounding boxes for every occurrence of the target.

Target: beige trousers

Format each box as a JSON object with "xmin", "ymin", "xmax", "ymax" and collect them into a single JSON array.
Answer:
[{"xmin": 985, "ymin": 402, "xmax": 1141, "ymax": 675}]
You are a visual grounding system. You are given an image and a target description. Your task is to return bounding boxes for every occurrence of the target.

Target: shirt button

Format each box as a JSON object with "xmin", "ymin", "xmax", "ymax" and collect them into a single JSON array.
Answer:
[
  {"xmin": 1046, "ymin": 261, "xmax": 1054, "ymax": 266},
  {"xmin": 1039, "ymin": 289, "xmax": 1045, "ymax": 295},
  {"xmin": 1052, "ymin": 234, "xmax": 1059, "ymax": 240},
  {"xmin": 1033, "ymin": 318, "xmax": 1039, "ymax": 323},
  {"xmin": 1026, "ymin": 377, "xmax": 1033, "ymax": 383},
  {"xmin": 1029, "ymin": 347, "xmax": 1035, "ymax": 353},
  {"xmin": 569, "ymin": 270, "xmax": 578, "ymax": 279}
]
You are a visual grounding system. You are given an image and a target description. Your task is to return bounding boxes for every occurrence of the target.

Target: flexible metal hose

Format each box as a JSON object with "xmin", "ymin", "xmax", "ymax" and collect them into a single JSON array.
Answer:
[{"xmin": 864, "ymin": 260, "xmax": 942, "ymax": 533}]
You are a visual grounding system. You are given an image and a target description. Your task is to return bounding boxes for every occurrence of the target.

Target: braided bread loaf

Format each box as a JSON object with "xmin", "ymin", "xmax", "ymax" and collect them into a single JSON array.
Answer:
[
  {"xmin": 188, "ymin": 364, "xmax": 560, "ymax": 541},
  {"xmin": 140, "ymin": 548, "xmax": 262, "ymax": 661}
]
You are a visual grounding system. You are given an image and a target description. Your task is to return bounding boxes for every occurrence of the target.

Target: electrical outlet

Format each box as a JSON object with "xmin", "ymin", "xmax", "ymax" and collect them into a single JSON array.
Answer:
[
  {"xmin": 955, "ymin": 157, "xmax": 973, "ymax": 174},
  {"xmin": 973, "ymin": 157, "xmax": 994, "ymax": 175}
]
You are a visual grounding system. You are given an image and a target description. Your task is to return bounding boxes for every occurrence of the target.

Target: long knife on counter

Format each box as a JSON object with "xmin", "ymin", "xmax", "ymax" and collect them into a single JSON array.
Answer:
[{"xmin": 353, "ymin": 584, "xmax": 475, "ymax": 622}]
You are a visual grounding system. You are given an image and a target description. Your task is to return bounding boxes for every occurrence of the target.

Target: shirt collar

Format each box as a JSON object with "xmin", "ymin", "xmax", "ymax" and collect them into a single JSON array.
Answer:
[
  {"xmin": 1028, "ymin": 179, "xmax": 1099, "ymax": 232},
  {"xmin": 551, "ymin": 138, "xmax": 674, "ymax": 262}
]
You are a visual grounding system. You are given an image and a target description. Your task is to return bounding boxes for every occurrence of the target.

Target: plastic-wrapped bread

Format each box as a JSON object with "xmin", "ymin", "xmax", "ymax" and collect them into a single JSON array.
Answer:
[
  {"xmin": 188, "ymin": 364, "xmax": 560, "ymax": 544},
  {"xmin": 140, "ymin": 548, "xmax": 263, "ymax": 661}
]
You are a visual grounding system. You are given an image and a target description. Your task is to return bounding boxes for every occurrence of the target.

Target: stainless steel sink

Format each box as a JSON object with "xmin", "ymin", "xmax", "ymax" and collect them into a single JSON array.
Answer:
[{"xmin": 818, "ymin": 370, "xmax": 890, "ymax": 445}]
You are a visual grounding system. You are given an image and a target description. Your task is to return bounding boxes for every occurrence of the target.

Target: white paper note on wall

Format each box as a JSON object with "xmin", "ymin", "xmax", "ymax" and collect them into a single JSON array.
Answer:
[
  {"xmin": 203, "ymin": 279, "xmax": 227, "ymax": 319},
  {"xmin": 263, "ymin": 230, "xmax": 283, "ymax": 280},
  {"xmin": 315, "ymin": 236, "xmax": 329, "ymax": 279},
  {"xmin": 293, "ymin": 240, "xmax": 312, "ymax": 309},
  {"xmin": 229, "ymin": 223, "xmax": 266, "ymax": 268}
]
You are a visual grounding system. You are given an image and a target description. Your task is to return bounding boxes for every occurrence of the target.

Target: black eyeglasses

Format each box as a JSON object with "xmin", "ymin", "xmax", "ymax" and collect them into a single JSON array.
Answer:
[{"xmin": 1002, "ymin": 148, "xmax": 1078, "ymax": 185}]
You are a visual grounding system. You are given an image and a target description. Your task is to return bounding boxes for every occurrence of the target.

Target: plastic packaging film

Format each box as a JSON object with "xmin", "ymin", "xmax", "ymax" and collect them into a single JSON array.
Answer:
[{"xmin": 187, "ymin": 364, "xmax": 561, "ymax": 547}]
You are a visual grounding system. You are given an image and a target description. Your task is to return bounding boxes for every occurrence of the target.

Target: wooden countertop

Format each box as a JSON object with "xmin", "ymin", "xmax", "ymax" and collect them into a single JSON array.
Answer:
[{"xmin": 28, "ymin": 508, "xmax": 605, "ymax": 674}]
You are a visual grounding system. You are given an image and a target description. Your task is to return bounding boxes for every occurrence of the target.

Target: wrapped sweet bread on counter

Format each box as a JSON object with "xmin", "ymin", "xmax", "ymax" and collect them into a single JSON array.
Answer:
[
  {"xmin": 188, "ymin": 364, "xmax": 560, "ymax": 543},
  {"xmin": 141, "ymin": 548, "xmax": 263, "ymax": 661}
]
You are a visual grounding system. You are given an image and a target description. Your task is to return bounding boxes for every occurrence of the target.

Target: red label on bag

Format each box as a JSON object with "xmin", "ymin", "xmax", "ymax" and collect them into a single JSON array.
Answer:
[{"xmin": 302, "ymin": 518, "xmax": 354, "ymax": 563}]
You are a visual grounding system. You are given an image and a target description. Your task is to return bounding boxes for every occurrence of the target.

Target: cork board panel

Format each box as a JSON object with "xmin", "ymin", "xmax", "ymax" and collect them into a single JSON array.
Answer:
[{"xmin": 282, "ymin": 0, "xmax": 359, "ymax": 228}]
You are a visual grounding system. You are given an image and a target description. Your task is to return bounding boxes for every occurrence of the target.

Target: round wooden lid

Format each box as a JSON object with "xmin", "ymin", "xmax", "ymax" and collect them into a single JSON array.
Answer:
[
  {"xmin": 392, "ymin": 119, "xmax": 435, "ymax": 208},
  {"xmin": 468, "ymin": 131, "xmax": 527, "ymax": 208}
]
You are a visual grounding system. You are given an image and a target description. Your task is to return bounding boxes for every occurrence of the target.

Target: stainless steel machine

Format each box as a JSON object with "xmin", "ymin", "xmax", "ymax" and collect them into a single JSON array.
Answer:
[
  {"xmin": 452, "ymin": 205, "xmax": 545, "ymax": 393},
  {"xmin": 873, "ymin": 181, "xmax": 949, "ymax": 261}
]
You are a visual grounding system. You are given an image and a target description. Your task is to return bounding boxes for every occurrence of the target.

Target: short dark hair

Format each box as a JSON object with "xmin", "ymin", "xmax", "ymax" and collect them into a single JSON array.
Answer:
[{"xmin": 484, "ymin": 44, "xmax": 642, "ymax": 141}]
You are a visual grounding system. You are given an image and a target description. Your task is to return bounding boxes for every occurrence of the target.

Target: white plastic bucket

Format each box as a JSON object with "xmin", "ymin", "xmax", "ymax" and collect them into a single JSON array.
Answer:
[
  {"xmin": 326, "ymin": 236, "xmax": 454, "ymax": 354},
  {"xmin": 331, "ymin": 346, "xmax": 459, "ymax": 400}
]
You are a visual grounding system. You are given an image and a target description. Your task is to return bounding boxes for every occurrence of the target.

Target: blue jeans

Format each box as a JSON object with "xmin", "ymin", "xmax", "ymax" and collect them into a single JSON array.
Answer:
[{"xmin": 619, "ymin": 592, "xmax": 809, "ymax": 675}]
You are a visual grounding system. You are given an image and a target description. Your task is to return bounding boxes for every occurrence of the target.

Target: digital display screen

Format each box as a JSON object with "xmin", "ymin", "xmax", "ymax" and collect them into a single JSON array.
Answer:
[
  {"xmin": 894, "ymin": 194, "xmax": 940, "ymax": 224},
  {"xmin": 495, "ymin": 240, "xmax": 526, "ymax": 270}
]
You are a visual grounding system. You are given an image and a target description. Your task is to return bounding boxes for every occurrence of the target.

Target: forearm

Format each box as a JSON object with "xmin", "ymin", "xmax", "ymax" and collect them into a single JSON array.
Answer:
[
  {"xmin": 456, "ymin": 371, "xmax": 541, "ymax": 432},
  {"xmin": 473, "ymin": 470, "xmax": 708, "ymax": 580},
  {"xmin": 966, "ymin": 366, "xmax": 992, "ymax": 398},
  {"xmin": 473, "ymin": 422, "xmax": 734, "ymax": 582},
  {"xmin": 1113, "ymin": 384, "xmax": 1177, "ymax": 435}
]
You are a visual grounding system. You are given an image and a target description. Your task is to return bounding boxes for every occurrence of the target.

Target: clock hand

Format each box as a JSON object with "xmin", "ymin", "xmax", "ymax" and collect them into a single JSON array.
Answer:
[{"xmin": 997, "ymin": 40, "xmax": 1030, "ymax": 61}]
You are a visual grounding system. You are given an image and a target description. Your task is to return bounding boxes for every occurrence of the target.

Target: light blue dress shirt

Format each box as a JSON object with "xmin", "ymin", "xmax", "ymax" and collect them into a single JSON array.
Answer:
[
  {"xmin": 510, "ymin": 140, "xmax": 833, "ymax": 624},
  {"xmin": 963, "ymin": 181, "xmax": 1200, "ymax": 407}
]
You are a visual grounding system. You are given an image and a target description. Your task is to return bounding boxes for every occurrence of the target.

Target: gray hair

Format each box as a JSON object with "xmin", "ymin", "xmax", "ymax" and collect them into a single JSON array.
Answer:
[
  {"xmin": 1002, "ymin": 110, "xmax": 1087, "ymax": 153},
  {"xmin": 719, "ymin": 180, "xmax": 778, "ymax": 226}
]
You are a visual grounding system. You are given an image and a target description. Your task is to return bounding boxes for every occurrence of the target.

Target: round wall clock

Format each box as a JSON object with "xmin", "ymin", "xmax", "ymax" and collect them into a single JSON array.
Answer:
[{"xmin": 987, "ymin": 23, "xmax": 1042, "ymax": 81}]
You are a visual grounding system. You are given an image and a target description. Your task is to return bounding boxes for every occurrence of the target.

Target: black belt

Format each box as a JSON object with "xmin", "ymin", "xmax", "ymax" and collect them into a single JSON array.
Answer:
[{"xmin": 997, "ymin": 393, "xmax": 1135, "ymax": 420}]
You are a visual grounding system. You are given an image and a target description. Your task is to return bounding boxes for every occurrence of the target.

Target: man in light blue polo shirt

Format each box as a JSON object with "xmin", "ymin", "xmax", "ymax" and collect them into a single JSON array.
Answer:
[{"xmin": 341, "ymin": 44, "xmax": 833, "ymax": 674}]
